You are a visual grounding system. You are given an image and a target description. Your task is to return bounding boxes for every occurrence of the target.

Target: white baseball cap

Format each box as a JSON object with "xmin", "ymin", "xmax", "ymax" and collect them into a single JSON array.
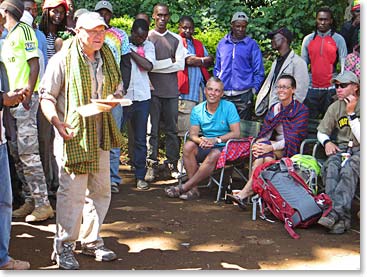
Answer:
[{"xmin": 76, "ymin": 11, "xmax": 108, "ymax": 30}]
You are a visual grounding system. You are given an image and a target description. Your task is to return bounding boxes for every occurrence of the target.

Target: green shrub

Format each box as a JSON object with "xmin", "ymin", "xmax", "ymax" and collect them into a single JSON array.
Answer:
[{"xmin": 78, "ymin": 0, "xmax": 349, "ymax": 73}]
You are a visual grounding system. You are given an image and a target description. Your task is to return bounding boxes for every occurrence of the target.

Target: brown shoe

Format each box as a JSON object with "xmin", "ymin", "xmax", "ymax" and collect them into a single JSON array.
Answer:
[
  {"xmin": 12, "ymin": 201, "xmax": 35, "ymax": 218},
  {"xmin": 0, "ymin": 258, "xmax": 30, "ymax": 270},
  {"xmin": 25, "ymin": 204, "xmax": 54, "ymax": 222}
]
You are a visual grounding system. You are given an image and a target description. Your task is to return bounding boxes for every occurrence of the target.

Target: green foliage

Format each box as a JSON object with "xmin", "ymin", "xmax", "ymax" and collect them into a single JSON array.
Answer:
[
  {"xmin": 76, "ymin": 0, "xmax": 349, "ymax": 71},
  {"xmin": 110, "ymin": 15, "xmax": 135, "ymax": 33}
]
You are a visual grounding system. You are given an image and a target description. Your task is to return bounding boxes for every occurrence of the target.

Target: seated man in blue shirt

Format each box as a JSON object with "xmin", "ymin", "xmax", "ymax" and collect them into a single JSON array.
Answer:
[{"xmin": 165, "ymin": 77, "xmax": 240, "ymax": 200}]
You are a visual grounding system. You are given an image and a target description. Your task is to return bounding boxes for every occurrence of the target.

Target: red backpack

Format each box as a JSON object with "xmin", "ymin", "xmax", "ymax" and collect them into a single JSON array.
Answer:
[{"xmin": 252, "ymin": 158, "xmax": 332, "ymax": 239}]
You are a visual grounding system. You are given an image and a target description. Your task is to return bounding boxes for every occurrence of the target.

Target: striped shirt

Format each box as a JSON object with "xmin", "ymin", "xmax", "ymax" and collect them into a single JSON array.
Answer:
[
  {"xmin": 179, "ymin": 38, "xmax": 208, "ymax": 103},
  {"xmin": 46, "ymin": 33, "xmax": 57, "ymax": 60}
]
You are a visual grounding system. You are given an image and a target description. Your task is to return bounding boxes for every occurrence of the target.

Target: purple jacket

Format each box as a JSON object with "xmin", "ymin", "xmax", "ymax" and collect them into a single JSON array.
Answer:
[{"xmin": 214, "ymin": 33, "xmax": 264, "ymax": 93}]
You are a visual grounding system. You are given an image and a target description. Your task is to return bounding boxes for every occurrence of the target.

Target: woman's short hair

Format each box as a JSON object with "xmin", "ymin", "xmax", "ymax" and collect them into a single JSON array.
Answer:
[{"xmin": 278, "ymin": 74, "xmax": 297, "ymax": 88}]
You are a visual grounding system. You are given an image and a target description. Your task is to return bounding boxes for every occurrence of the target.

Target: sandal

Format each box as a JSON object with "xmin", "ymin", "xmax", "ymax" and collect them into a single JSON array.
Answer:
[
  {"xmin": 226, "ymin": 194, "xmax": 247, "ymax": 210},
  {"xmin": 179, "ymin": 188, "xmax": 200, "ymax": 200},
  {"xmin": 164, "ymin": 184, "xmax": 185, "ymax": 198}
]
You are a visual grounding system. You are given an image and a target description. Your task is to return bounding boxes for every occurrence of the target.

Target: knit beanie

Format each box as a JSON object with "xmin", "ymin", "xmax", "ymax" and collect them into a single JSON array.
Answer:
[{"xmin": 0, "ymin": 0, "xmax": 24, "ymax": 22}]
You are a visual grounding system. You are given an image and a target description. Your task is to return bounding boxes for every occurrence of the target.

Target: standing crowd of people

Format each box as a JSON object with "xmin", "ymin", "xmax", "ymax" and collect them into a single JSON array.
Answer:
[{"xmin": 0, "ymin": 0, "xmax": 360, "ymax": 270}]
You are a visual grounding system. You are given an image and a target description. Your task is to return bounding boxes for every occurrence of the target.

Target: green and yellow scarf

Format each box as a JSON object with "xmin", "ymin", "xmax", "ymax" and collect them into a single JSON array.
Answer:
[{"xmin": 63, "ymin": 37, "xmax": 123, "ymax": 174}]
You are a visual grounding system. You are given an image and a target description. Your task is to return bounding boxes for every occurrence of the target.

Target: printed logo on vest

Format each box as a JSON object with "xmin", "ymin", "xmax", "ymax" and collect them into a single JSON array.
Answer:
[
  {"xmin": 25, "ymin": 42, "xmax": 36, "ymax": 52},
  {"xmin": 338, "ymin": 116, "xmax": 350, "ymax": 129}
]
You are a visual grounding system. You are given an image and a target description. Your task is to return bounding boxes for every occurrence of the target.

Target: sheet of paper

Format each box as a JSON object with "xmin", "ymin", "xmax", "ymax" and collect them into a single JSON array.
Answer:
[
  {"xmin": 76, "ymin": 103, "xmax": 112, "ymax": 117},
  {"xmin": 90, "ymin": 99, "xmax": 133, "ymax": 106}
]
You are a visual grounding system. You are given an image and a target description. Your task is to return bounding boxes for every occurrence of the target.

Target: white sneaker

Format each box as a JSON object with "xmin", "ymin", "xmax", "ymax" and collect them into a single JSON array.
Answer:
[
  {"xmin": 81, "ymin": 246, "xmax": 117, "ymax": 262},
  {"xmin": 137, "ymin": 179, "xmax": 149, "ymax": 190}
]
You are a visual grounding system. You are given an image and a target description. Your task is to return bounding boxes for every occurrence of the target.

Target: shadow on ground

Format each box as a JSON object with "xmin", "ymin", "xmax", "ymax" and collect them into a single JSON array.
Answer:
[{"xmin": 9, "ymin": 166, "xmax": 360, "ymax": 270}]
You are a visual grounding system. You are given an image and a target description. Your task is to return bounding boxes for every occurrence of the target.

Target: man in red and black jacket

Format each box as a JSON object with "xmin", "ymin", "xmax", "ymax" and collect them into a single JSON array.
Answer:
[{"xmin": 301, "ymin": 6, "xmax": 347, "ymax": 119}]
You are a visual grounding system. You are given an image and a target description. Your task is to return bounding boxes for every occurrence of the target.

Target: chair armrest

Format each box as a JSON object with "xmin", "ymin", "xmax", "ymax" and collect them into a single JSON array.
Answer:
[
  {"xmin": 225, "ymin": 137, "xmax": 252, "ymax": 145},
  {"xmin": 224, "ymin": 137, "xmax": 253, "ymax": 155},
  {"xmin": 300, "ymin": 138, "xmax": 318, "ymax": 155}
]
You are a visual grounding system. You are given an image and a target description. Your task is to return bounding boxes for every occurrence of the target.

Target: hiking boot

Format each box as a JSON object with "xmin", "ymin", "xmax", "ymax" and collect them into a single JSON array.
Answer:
[
  {"xmin": 137, "ymin": 179, "xmax": 149, "ymax": 190},
  {"xmin": 111, "ymin": 182, "xmax": 119, "ymax": 194},
  {"xmin": 329, "ymin": 219, "xmax": 349, "ymax": 234},
  {"xmin": 317, "ymin": 214, "xmax": 336, "ymax": 229},
  {"xmin": 12, "ymin": 201, "xmax": 35, "ymax": 218},
  {"xmin": 81, "ymin": 245, "xmax": 117, "ymax": 262},
  {"xmin": 160, "ymin": 162, "xmax": 179, "ymax": 179},
  {"xmin": 145, "ymin": 160, "xmax": 158, "ymax": 182},
  {"xmin": 159, "ymin": 163, "xmax": 171, "ymax": 179},
  {"xmin": 25, "ymin": 204, "xmax": 54, "ymax": 222},
  {"xmin": 51, "ymin": 243, "xmax": 79, "ymax": 270},
  {"xmin": 0, "ymin": 257, "xmax": 30, "ymax": 270},
  {"xmin": 167, "ymin": 162, "xmax": 180, "ymax": 179}
]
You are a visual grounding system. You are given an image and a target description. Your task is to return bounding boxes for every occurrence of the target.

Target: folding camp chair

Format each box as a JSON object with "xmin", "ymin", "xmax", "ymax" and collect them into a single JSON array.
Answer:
[
  {"xmin": 251, "ymin": 118, "xmax": 360, "ymax": 221},
  {"xmin": 178, "ymin": 119, "xmax": 262, "ymax": 202},
  {"xmin": 300, "ymin": 132, "xmax": 360, "ymax": 202}
]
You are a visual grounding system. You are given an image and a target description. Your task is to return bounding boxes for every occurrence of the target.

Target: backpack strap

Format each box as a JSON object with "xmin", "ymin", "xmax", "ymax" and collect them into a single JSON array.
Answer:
[
  {"xmin": 284, "ymin": 218, "xmax": 300, "ymax": 239},
  {"xmin": 258, "ymin": 198, "xmax": 275, "ymax": 223},
  {"xmin": 280, "ymin": 157, "xmax": 294, "ymax": 172},
  {"xmin": 280, "ymin": 157, "xmax": 312, "ymax": 193},
  {"xmin": 315, "ymin": 193, "xmax": 333, "ymax": 217}
]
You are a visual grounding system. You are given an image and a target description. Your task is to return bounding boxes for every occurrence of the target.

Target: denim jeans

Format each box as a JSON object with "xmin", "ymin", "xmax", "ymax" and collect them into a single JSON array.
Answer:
[
  {"xmin": 123, "ymin": 100, "xmax": 150, "ymax": 180},
  {"xmin": 110, "ymin": 105, "xmax": 124, "ymax": 184},
  {"xmin": 37, "ymin": 106, "xmax": 59, "ymax": 192},
  {"xmin": 223, "ymin": 91, "xmax": 254, "ymax": 120},
  {"xmin": 147, "ymin": 96, "xmax": 180, "ymax": 163},
  {"xmin": 0, "ymin": 143, "xmax": 12, "ymax": 267}
]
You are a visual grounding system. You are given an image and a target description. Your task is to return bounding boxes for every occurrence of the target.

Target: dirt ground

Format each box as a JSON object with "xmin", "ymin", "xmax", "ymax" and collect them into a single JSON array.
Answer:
[{"xmin": 9, "ymin": 165, "xmax": 360, "ymax": 271}]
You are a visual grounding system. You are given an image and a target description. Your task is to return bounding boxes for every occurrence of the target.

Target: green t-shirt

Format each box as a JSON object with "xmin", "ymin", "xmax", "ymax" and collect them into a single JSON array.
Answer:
[
  {"xmin": 1, "ymin": 22, "xmax": 39, "ymax": 91},
  {"xmin": 317, "ymin": 99, "xmax": 360, "ymax": 147}
]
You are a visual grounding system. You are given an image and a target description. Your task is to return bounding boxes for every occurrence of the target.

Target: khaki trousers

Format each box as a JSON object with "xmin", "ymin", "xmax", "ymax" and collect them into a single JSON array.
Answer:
[{"xmin": 53, "ymin": 139, "xmax": 111, "ymax": 254}]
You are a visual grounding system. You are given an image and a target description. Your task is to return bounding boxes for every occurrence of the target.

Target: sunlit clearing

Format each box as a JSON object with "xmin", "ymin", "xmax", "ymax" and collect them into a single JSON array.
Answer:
[
  {"xmin": 221, "ymin": 262, "xmax": 247, "ymax": 270},
  {"xmin": 184, "ymin": 204, "xmax": 223, "ymax": 212},
  {"xmin": 39, "ymin": 265, "xmax": 59, "ymax": 270},
  {"xmin": 259, "ymin": 247, "xmax": 360, "ymax": 270},
  {"xmin": 115, "ymin": 206, "xmax": 151, "ymax": 212},
  {"xmin": 12, "ymin": 222, "xmax": 56, "ymax": 233},
  {"xmin": 175, "ymin": 267, "xmax": 202, "ymax": 270},
  {"xmin": 154, "ymin": 179, "xmax": 177, "ymax": 185},
  {"xmin": 118, "ymin": 236, "xmax": 180, "ymax": 253},
  {"xmin": 190, "ymin": 243, "xmax": 242, "ymax": 252},
  {"xmin": 16, "ymin": 233, "xmax": 34, "ymax": 238}
]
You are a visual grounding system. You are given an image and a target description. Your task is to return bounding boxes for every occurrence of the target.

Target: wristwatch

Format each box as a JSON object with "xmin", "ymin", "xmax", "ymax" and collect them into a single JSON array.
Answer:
[
  {"xmin": 216, "ymin": 137, "xmax": 222, "ymax": 144},
  {"xmin": 348, "ymin": 113, "xmax": 357, "ymax": 121}
]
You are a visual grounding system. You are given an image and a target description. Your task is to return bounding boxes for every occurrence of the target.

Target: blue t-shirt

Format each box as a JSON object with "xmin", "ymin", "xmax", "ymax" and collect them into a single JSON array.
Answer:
[{"xmin": 190, "ymin": 99, "xmax": 240, "ymax": 145}]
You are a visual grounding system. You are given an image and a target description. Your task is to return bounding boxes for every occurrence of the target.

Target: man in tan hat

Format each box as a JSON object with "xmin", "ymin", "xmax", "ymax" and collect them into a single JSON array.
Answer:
[
  {"xmin": 317, "ymin": 71, "xmax": 360, "ymax": 235},
  {"xmin": 39, "ymin": 11, "xmax": 124, "ymax": 269}
]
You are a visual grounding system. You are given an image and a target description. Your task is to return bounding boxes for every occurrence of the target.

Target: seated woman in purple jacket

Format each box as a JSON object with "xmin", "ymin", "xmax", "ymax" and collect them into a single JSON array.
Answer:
[{"xmin": 227, "ymin": 74, "xmax": 309, "ymax": 209}]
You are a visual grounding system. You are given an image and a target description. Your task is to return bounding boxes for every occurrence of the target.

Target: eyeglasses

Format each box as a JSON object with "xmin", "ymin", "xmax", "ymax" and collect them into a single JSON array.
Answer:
[
  {"xmin": 83, "ymin": 28, "xmax": 106, "ymax": 36},
  {"xmin": 275, "ymin": 85, "xmax": 292, "ymax": 90},
  {"xmin": 335, "ymin": 83, "xmax": 351, "ymax": 89}
]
